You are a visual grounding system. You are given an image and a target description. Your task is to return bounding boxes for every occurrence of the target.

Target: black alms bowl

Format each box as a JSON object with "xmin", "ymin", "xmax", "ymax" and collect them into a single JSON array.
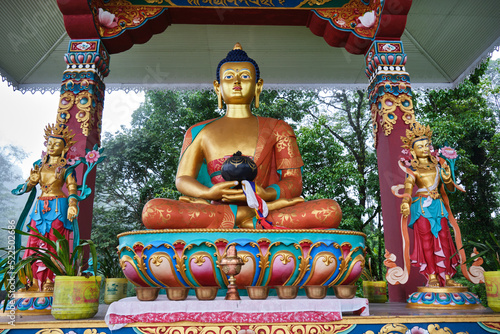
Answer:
[{"xmin": 221, "ymin": 151, "xmax": 258, "ymax": 182}]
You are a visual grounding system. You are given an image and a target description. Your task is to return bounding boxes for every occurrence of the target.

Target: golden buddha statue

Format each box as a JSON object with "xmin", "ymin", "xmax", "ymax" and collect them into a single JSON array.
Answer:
[
  {"xmin": 399, "ymin": 122, "xmax": 462, "ymax": 287},
  {"xmin": 142, "ymin": 43, "xmax": 341, "ymax": 229},
  {"xmin": 21, "ymin": 124, "xmax": 78, "ymax": 290}
]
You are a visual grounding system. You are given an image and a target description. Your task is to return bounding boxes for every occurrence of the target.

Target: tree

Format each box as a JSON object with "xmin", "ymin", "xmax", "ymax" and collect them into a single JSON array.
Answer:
[
  {"xmin": 0, "ymin": 145, "xmax": 27, "ymax": 251},
  {"xmin": 414, "ymin": 61, "xmax": 500, "ymax": 245},
  {"xmin": 294, "ymin": 90, "xmax": 383, "ymax": 279},
  {"xmin": 92, "ymin": 90, "xmax": 222, "ymax": 250},
  {"xmin": 0, "ymin": 145, "xmax": 27, "ymax": 220}
]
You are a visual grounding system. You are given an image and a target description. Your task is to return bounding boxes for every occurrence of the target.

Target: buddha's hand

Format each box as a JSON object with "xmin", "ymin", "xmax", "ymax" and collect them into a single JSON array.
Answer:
[
  {"xmin": 222, "ymin": 183, "xmax": 276, "ymax": 203},
  {"xmin": 205, "ymin": 181, "xmax": 242, "ymax": 202},
  {"xmin": 400, "ymin": 202, "xmax": 410, "ymax": 217},
  {"xmin": 440, "ymin": 162, "xmax": 452, "ymax": 183},
  {"xmin": 28, "ymin": 165, "xmax": 40, "ymax": 185}
]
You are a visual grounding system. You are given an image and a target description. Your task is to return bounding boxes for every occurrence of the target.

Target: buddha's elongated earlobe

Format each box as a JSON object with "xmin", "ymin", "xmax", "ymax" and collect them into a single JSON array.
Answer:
[
  {"xmin": 213, "ymin": 80, "xmax": 223, "ymax": 109},
  {"xmin": 254, "ymin": 78, "xmax": 264, "ymax": 109}
]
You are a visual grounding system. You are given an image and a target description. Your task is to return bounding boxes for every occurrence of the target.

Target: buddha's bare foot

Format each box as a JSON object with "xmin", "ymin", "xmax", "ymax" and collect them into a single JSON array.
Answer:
[
  {"xmin": 179, "ymin": 196, "xmax": 210, "ymax": 205},
  {"xmin": 237, "ymin": 217, "xmax": 255, "ymax": 229},
  {"xmin": 427, "ymin": 274, "xmax": 440, "ymax": 287},
  {"xmin": 445, "ymin": 275, "xmax": 463, "ymax": 287},
  {"xmin": 267, "ymin": 197, "xmax": 305, "ymax": 211}
]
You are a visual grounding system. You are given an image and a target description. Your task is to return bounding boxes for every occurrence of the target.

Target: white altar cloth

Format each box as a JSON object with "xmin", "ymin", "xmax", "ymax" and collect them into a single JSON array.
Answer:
[{"xmin": 105, "ymin": 295, "xmax": 369, "ymax": 330}]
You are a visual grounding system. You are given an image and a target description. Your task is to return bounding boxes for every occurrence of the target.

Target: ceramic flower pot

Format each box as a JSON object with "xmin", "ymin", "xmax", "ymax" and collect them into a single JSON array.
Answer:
[
  {"xmin": 103, "ymin": 278, "xmax": 129, "ymax": 304},
  {"xmin": 51, "ymin": 276, "xmax": 101, "ymax": 320},
  {"xmin": 362, "ymin": 280, "xmax": 387, "ymax": 303},
  {"xmin": 485, "ymin": 271, "xmax": 500, "ymax": 312}
]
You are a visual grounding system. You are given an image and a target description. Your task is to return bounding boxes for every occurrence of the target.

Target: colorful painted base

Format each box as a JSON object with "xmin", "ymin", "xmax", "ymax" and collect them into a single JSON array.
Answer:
[
  {"xmin": 407, "ymin": 286, "xmax": 482, "ymax": 309},
  {"xmin": 0, "ymin": 291, "xmax": 53, "ymax": 315},
  {"xmin": 118, "ymin": 229, "xmax": 366, "ymax": 290}
]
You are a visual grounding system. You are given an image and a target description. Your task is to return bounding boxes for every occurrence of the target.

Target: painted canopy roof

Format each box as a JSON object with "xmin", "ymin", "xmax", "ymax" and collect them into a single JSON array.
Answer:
[{"xmin": 1, "ymin": 0, "xmax": 499, "ymax": 92}]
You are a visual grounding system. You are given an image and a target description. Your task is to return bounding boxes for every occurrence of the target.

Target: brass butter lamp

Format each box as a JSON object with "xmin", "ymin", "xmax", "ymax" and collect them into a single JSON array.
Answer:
[{"xmin": 218, "ymin": 245, "xmax": 244, "ymax": 300}]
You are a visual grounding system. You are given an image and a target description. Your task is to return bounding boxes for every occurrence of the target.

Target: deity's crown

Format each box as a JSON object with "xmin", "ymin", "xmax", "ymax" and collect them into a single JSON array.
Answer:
[
  {"xmin": 44, "ymin": 123, "xmax": 76, "ymax": 148},
  {"xmin": 401, "ymin": 121, "xmax": 432, "ymax": 149}
]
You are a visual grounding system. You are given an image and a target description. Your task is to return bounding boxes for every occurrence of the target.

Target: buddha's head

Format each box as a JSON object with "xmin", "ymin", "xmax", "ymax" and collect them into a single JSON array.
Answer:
[
  {"xmin": 43, "ymin": 123, "xmax": 76, "ymax": 163},
  {"xmin": 214, "ymin": 43, "xmax": 264, "ymax": 109}
]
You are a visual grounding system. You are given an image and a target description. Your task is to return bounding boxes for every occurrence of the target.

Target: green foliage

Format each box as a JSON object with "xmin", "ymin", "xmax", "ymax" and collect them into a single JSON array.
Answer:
[
  {"xmin": 415, "ymin": 61, "xmax": 500, "ymax": 245},
  {"xmin": 13, "ymin": 227, "xmax": 98, "ymax": 277},
  {"xmin": 465, "ymin": 232, "xmax": 500, "ymax": 272},
  {"xmin": 97, "ymin": 248, "xmax": 125, "ymax": 278},
  {"xmin": 0, "ymin": 227, "xmax": 98, "ymax": 310},
  {"xmin": 295, "ymin": 90, "xmax": 383, "ymax": 280}
]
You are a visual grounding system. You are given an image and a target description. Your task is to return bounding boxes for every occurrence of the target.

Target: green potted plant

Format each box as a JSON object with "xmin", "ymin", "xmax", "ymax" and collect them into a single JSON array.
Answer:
[
  {"xmin": 13, "ymin": 227, "xmax": 100, "ymax": 319},
  {"xmin": 466, "ymin": 232, "xmax": 500, "ymax": 312},
  {"xmin": 361, "ymin": 258, "xmax": 387, "ymax": 303},
  {"xmin": 97, "ymin": 248, "xmax": 129, "ymax": 304}
]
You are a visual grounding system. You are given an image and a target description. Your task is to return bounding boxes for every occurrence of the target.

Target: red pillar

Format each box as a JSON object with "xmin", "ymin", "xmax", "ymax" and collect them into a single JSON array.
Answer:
[
  {"xmin": 56, "ymin": 39, "xmax": 110, "ymax": 240},
  {"xmin": 365, "ymin": 40, "xmax": 426, "ymax": 302}
]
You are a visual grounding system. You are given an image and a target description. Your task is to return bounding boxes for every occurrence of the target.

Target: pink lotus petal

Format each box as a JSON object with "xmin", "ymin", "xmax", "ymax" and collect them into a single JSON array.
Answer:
[
  {"xmin": 358, "ymin": 10, "xmax": 376, "ymax": 28},
  {"xmin": 85, "ymin": 150, "xmax": 100, "ymax": 164},
  {"xmin": 98, "ymin": 8, "xmax": 118, "ymax": 29}
]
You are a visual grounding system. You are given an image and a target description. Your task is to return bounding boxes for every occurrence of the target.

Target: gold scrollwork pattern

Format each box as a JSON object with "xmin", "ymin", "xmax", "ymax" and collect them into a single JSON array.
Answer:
[
  {"xmin": 188, "ymin": 251, "xmax": 220, "ymax": 287},
  {"xmin": 251, "ymin": 324, "xmax": 353, "ymax": 334},
  {"xmin": 57, "ymin": 91, "xmax": 75, "ymax": 125},
  {"xmin": 370, "ymin": 103, "xmax": 379, "ymax": 147},
  {"xmin": 35, "ymin": 330, "xmax": 64, "ymax": 334},
  {"xmin": 305, "ymin": 0, "xmax": 333, "ymax": 5},
  {"xmin": 83, "ymin": 330, "xmax": 107, "ymax": 334},
  {"xmin": 372, "ymin": 93, "xmax": 415, "ymax": 138},
  {"xmin": 192, "ymin": 254, "xmax": 207, "ymax": 266},
  {"xmin": 75, "ymin": 91, "xmax": 96, "ymax": 136},
  {"xmin": 330, "ymin": 245, "xmax": 363, "ymax": 286},
  {"xmin": 150, "ymin": 254, "xmax": 164, "ymax": 266},
  {"xmin": 364, "ymin": 324, "xmax": 469, "ymax": 334}
]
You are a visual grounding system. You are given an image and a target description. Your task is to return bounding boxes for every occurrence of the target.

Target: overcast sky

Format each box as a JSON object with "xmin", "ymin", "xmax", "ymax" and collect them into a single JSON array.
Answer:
[{"xmin": 0, "ymin": 81, "xmax": 144, "ymax": 178}]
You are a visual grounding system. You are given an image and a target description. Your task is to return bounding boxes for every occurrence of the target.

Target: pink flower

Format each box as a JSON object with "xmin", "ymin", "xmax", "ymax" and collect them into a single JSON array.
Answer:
[
  {"xmin": 401, "ymin": 149, "xmax": 409, "ymax": 155},
  {"xmin": 67, "ymin": 158, "xmax": 76, "ymax": 166},
  {"xmin": 85, "ymin": 150, "xmax": 100, "ymax": 164},
  {"xmin": 98, "ymin": 8, "xmax": 118, "ymax": 28},
  {"xmin": 404, "ymin": 160, "xmax": 411, "ymax": 167},
  {"xmin": 441, "ymin": 146, "xmax": 458, "ymax": 159}
]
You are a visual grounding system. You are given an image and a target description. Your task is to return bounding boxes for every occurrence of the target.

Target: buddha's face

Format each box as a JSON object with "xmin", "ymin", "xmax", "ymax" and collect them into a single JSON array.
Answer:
[
  {"xmin": 412, "ymin": 138, "xmax": 430, "ymax": 159},
  {"xmin": 47, "ymin": 137, "xmax": 65, "ymax": 157},
  {"xmin": 217, "ymin": 61, "xmax": 259, "ymax": 105}
]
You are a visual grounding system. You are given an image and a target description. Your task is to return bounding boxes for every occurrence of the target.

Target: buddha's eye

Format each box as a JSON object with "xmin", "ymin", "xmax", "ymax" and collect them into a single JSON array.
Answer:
[
  {"xmin": 224, "ymin": 74, "xmax": 234, "ymax": 80},
  {"xmin": 241, "ymin": 74, "xmax": 250, "ymax": 79}
]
